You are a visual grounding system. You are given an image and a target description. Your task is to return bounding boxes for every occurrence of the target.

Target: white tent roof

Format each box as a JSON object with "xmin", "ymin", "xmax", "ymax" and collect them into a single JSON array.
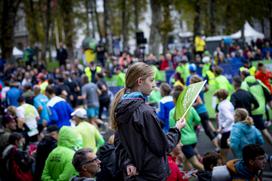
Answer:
[
  {"xmin": 13, "ymin": 47, "xmax": 23, "ymax": 56},
  {"xmin": 230, "ymin": 22, "xmax": 264, "ymax": 41}
]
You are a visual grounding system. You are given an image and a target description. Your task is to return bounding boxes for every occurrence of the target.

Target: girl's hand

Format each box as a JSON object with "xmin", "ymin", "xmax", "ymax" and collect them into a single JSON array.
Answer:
[
  {"xmin": 126, "ymin": 165, "xmax": 138, "ymax": 177},
  {"xmin": 175, "ymin": 118, "xmax": 186, "ymax": 130}
]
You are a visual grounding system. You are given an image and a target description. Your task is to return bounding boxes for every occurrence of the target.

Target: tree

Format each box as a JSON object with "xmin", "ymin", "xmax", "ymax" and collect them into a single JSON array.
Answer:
[
  {"xmin": 121, "ymin": 0, "xmax": 129, "ymax": 50},
  {"xmin": 160, "ymin": 0, "xmax": 173, "ymax": 53},
  {"xmin": 58, "ymin": 0, "xmax": 75, "ymax": 57},
  {"xmin": 0, "ymin": 0, "xmax": 22, "ymax": 62},
  {"xmin": 149, "ymin": 0, "xmax": 162, "ymax": 58},
  {"xmin": 103, "ymin": 0, "xmax": 112, "ymax": 52}
]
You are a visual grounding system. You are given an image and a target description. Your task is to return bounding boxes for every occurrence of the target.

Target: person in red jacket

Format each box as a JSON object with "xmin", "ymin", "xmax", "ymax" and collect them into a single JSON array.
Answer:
[
  {"xmin": 167, "ymin": 144, "xmax": 190, "ymax": 181},
  {"xmin": 255, "ymin": 62, "xmax": 272, "ymax": 94}
]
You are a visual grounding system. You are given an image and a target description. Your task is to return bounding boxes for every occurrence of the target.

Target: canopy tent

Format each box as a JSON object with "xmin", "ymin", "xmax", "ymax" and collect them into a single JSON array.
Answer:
[{"xmin": 230, "ymin": 22, "xmax": 264, "ymax": 43}]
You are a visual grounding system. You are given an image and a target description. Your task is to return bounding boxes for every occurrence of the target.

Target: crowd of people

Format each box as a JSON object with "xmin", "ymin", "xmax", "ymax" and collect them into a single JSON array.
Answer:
[{"xmin": 0, "ymin": 38, "xmax": 271, "ymax": 181}]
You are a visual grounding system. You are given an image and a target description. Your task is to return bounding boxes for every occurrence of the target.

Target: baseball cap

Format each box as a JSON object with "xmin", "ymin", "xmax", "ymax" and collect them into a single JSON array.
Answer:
[
  {"xmin": 189, "ymin": 64, "xmax": 197, "ymax": 72},
  {"xmin": 71, "ymin": 108, "xmax": 87, "ymax": 119}
]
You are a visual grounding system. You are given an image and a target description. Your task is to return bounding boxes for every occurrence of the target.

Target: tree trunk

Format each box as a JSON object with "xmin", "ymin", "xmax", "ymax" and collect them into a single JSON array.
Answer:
[
  {"xmin": 193, "ymin": 0, "xmax": 201, "ymax": 37},
  {"xmin": 23, "ymin": 0, "xmax": 39, "ymax": 46},
  {"xmin": 225, "ymin": 2, "xmax": 232, "ymax": 34},
  {"xmin": 269, "ymin": 2, "xmax": 272, "ymax": 39},
  {"xmin": 149, "ymin": 0, "xmax": 162, "ymax": 58},
  {"xmin": 0, "ymin": 0, "xmax": 22, "ymax": 62},
  {"xmin": 86, "ymin": 0, "xmax": 90, "ymax": 36},
  {"xmin": 90, "ymin": 0, "xmax": 96, "ymax": 38},
  {"xmin": 121, "ymin": 0, "xmax": 129, "ymax": 51},
  {"xmin": 103, "ymin": 0, "xmax": 112, "ymax": 53},
  {"xmin": 134, "ymin": 0, "xmax": 139, "ymax": 31},
  {"xmin": 209, "ymin": 0, "xmax": 216, "ymax": 35},
  {"xmin": 62, "ymin": 0, "xmax": 74, "ymax": 58},
  {"xmin": 41, "ymin": 0, "xmax": 51, "ymax": 62},
  {"xmin": 241, "ymin": 23, "xmax": 245, "ymax": 48},
  {"xmin": 93, "ymin": 0, "xmax": 102, "ymax": 41}
]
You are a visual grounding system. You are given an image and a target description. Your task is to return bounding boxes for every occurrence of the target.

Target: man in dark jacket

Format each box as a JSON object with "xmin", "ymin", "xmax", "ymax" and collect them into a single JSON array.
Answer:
[
  {"xmin": 56, "ymin": 43, "xmax": 68, "ymax": 67},
  {"xmin": 114, "ymin": 92, "xmax": 183, "ymax": 181},
  {"xmin": 34, "ymin": 126, "xmax": 58, "ymax": 181},
  {"xmin": 230, "ymin": 76, "xmax": 259, "ymax": 116}
]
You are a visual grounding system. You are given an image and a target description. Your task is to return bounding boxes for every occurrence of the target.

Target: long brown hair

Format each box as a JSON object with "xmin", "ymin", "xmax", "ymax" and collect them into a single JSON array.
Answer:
[{"xmin": 110, "ymin": 62, "xmax": 154, "ymax": 130}]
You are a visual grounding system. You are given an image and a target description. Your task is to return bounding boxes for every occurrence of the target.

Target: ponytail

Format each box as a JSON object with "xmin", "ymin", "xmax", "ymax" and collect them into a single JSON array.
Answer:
[
  {"xmin": 110, "ymin": 88, "xmax": 126, "ymax": 130},
  {"xmin": 243, "ymin": 116, "xmax": 254, "ymax": 126}
]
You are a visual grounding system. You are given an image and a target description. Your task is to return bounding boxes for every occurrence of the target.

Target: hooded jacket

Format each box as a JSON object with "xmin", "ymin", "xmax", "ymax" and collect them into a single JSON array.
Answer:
[
  {"xmin": 41, "ymin": 126, "xmax": 83, "ymax": 181},
  {"xmin": 227, "ymin": 159, "xmax": 263, "ymax": 181},
  {"xmin": 230, "ymin": 122, "xmax": 264, "ymax": 158},
  {"xmin": 114, "ymin": 92, "xmax": 181, "ymax": 181},
  {"xmin": 241, "ymin": 76, "xmax": 266, "ymax": 115}
]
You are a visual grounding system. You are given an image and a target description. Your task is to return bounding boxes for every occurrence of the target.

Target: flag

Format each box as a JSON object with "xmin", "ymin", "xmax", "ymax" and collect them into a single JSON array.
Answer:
[{"xmin": 175, "ymin": 80, "xmax": 206, "ymax": 120}]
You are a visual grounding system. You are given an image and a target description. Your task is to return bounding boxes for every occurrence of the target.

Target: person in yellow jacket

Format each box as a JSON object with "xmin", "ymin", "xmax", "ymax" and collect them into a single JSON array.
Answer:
[
  {"xmin": 84, "ymin": 62, "xmax": 102, "ymax": 82},
  {"xmin": 194, "ymin": 35, "xmax": 206, "ymax": 57},
  {"xmin": 239, "ymin": 60, "xmax": 256, "ymax": 76}
]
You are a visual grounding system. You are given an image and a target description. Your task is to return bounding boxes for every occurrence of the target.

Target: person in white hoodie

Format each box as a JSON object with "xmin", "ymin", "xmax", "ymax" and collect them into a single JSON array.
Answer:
[{"xmin": 214, "ymin": 89, "xmax": 234, "ymax": 163}]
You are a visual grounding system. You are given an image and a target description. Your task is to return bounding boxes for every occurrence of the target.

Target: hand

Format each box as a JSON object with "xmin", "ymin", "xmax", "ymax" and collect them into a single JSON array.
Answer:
[
  {"xmin": 175, "ymin": 118, "xmax": 186, "ymax": 130},
  {"xmin": 126, "ymin": 165, "xmax": 138, "ymax": 177}
]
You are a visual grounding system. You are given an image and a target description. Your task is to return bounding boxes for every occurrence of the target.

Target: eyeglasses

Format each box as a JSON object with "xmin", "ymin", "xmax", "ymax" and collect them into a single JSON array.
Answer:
[{"xmin": 81, "ymin": 157, "xmax": 99, "ymax": 165}]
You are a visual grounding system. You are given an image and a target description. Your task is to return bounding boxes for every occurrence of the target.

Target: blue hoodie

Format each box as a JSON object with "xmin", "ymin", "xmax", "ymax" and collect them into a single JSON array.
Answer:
[{"xmin": 230, "ymin": 122, "xmax": 264, "ymax": 158}]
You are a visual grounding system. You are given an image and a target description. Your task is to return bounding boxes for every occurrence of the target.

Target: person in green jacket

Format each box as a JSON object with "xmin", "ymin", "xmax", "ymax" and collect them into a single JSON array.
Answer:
[
  {"xmin": 213, "ymin": 66, "xmax": 233, "ymax": 93},
  {"xmin": 42, "ymin": 126, "xmax": 83, "ymax": 181},
  {"xmin": 240, "ymin": 69, "xmax": 272, "ymax": 146},
  {"xmin": 71, "ymin": 108, "xmax": 105, "ymax": 153},
  {"xmin": 169, "ymin": 89, "xmax": 204, "ymax": 171},
  {"xmin": 175, "ymin": 56, "xmax": 190, "ymax": 83}
]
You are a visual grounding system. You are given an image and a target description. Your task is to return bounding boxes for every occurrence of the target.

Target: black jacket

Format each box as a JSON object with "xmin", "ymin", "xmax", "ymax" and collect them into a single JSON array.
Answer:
[
  {"xmin": 114, "ymin": 94, "xmax": 181, "ymax": 181},
  {"xmin": 96, "ymin": 143, "xmax": 123, "ymax": 181},
  {"xmin": 230, "ymin": 89, "xmax": 259, "ymax": 116}
]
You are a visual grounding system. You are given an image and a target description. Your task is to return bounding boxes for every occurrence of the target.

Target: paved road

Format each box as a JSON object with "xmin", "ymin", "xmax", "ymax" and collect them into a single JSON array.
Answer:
[{"xmin": 196, "ymin": 129, "xmax": 272, "ymax": 180}]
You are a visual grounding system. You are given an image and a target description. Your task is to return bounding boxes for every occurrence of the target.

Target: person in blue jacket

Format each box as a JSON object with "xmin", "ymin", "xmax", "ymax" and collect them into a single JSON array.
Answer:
[{"xmin": 230, "ymin": 108, "xmax": 264, "ymax": 159}]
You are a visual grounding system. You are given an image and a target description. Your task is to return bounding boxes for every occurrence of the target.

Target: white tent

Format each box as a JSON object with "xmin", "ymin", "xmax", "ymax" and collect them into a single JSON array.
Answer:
[
  {"xmin": 230, "ymin": 22, "xmax": 264, "ymax": 43},
  {"xmin": 12, "ymin": 47, "xmax": 23, "ymax": 56}
]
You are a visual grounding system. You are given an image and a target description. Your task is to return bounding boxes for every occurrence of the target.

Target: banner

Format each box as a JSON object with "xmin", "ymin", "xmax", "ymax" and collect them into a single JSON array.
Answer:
[{"xmin": 175, "ymin": 80, "xmax": 206, "ymax": 120}]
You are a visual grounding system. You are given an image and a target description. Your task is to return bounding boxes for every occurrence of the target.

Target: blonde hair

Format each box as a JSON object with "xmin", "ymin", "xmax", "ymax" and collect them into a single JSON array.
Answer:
[
  {"xmin": 234, "ymin": 108, "xmax": 253, "ymax": 125},
  {"xmin": 110, "ymin": 62, "xmax": 154, "ymax": 130}
]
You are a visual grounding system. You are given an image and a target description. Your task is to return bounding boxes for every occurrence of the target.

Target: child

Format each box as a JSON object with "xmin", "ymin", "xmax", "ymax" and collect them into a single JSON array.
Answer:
[
  {"xmin": 110, "ymin": 62, "xmax": 186, "ymax": 180},
  {"xmin": 190, "ymin": 75, "xmax": 220, "ymax": 152},
  {"xmin": 169, "ymin": 89, "xmax": 204, "ymax": 171},
  {"xmin": 230, "ymin": 108, "xmax": 264, "ymax": 158},
  {"xmin": 157, "ymin": 83, "xmax": 175, "ymax": 132},
  {"xmin": 167, "ymin": 144, "xmax": 189, "ymax": 181},
  {"xmin": 214, "ymin": 89, "xmax": 234, "ymax": 163}
]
